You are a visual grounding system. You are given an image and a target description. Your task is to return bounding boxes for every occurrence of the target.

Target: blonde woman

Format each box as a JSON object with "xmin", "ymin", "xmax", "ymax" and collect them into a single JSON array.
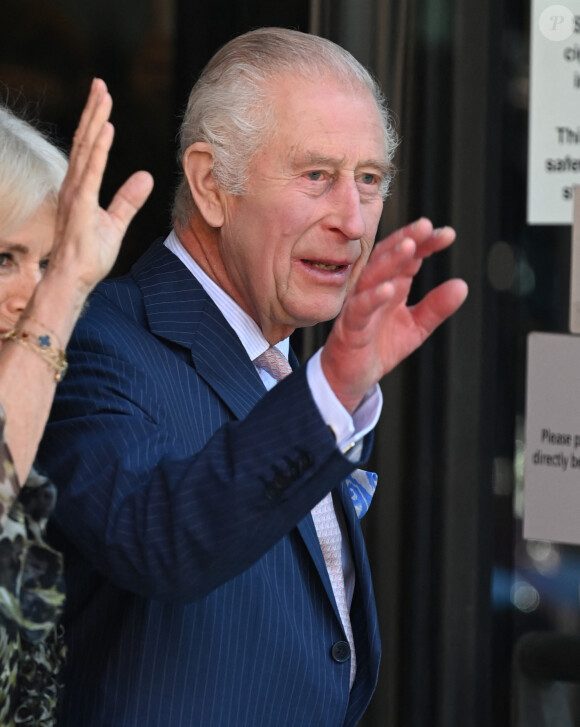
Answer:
[{"xmin": 0, "ymin": 79, "xmax": 152, "ymax": 725}]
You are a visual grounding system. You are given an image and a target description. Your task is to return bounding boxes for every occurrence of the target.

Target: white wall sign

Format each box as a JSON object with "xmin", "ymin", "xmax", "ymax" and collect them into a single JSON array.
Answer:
[
  {"xmin": 527, "ymin": 1, "xmax": 580, "ymax": 225},
  {"xmin": 524, "ymin": 332, "xmax": 580, "ymax": 543}
]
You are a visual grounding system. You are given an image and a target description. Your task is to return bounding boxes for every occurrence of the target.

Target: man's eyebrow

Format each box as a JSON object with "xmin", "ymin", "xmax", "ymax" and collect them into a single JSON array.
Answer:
[
  {"xmin": 358, "ymin": 158, "xmax": 391, "ymax": 176},
  {"xmin": 295, "ymin": 152, "xmax": 345, "ymax": 167},
  {"xmin": 291, "ymin": 151, "xmax": 390, "ymax": 176},
  {"xmin": 0, "ymin": 243, "xmax": 29, "ymax": 255}
]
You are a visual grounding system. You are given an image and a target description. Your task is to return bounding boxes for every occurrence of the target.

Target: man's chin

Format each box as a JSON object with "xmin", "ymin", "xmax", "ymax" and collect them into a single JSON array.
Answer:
[{"xmin": 291, "ymin": 306, "xmax": 343, "ymax": 329}]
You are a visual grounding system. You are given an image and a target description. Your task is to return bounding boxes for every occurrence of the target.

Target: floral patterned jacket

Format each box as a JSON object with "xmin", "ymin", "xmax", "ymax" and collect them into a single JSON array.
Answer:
[{"xmin": 0, "ymin": 404, "xmax": 66, "ymax": 726}]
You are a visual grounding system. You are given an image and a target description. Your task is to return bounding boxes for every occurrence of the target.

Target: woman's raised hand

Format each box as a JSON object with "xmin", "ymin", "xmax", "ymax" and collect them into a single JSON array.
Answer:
[{"xmin": 48, "ymin": 78, "xmax": 154, "ymax": 296}]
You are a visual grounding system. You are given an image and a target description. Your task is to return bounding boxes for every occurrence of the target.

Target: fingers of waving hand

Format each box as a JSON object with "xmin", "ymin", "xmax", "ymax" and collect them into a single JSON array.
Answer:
[
  {"xmin": 363, "ymin": 230, "xmax": 468, "ymax": 346},
  {"xmin": 56, "ymin": 79, "xmax": 114, "ymax": 231},
  {"xmin": 331, "ymin": 237, "xmax": 420, "ymax": 353},
  {"xmin": 372, "ymin": 223, "xmax": 467, "ymax": 337},
  {"xmin": 321, "ymin": 239, "xmax": 418, "ymax": 411},
  {"xmin": 66, "ymin": 86, "xmax": 154, "ymax": 232},
  {"xmin": 67, "ymin": 78, "xmax": 113, "ymax": 178},
  {"xmin": 107, "ymin": 170, "xmax": 154, "ymax": 235},
  {"xmin": 353, "ymin": 237, "xmax": 419, "ymax": 309},
  {"xmin": 321, "ymin": 240, "xmax": 468, "ymax": 413},
  {"xmin": 67, "ymin": 90, "xmax": 154, "ymax": 238},
  {"xmin": 378, "ymin": 217, "xmax": 456, "ymax": 260},
  {"xmin": 51, "ymin": 79, "xmax": 153, "ymax": 292},
  {"xmin": 357, "ymin": 219, "xmax": 459, "ymax": 314},
  {"xmin": 408, "ymin": 278, "xmax": 468, "ymax": 341},
  {"xmin": 344, "ymin": 227, "xmax": 466, "ymax": 343}
]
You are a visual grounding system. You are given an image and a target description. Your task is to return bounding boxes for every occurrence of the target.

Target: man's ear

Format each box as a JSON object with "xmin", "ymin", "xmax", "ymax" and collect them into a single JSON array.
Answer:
[{"xmin": 182, "ymin": 142, "xmax": 225, "ymax": 228}]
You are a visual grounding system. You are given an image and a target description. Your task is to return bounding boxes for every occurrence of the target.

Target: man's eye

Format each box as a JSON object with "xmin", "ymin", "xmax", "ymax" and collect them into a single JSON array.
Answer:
[
  {"xmin": 0, "ymin": 253, "xmax": 13, "ymax": 267},
  {"xmin": 40, "ymin": 258, "xmax": 50, "ymax": 272},
  {"xmin": 306, "ymin": 171, "xmax": 325, "ymax": 181},
  {"xmin": 360, "ymin": 173, "xmax": 378, "ymax": 185}
]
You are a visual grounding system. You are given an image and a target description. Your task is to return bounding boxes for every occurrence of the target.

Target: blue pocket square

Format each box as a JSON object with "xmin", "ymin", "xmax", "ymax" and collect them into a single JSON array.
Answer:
[{"xmin": 345, "ymin": 469, "xmax": 378, "ymax": 518}]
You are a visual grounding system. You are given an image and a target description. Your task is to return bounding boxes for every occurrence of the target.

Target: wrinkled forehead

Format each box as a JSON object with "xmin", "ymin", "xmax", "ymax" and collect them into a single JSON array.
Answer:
[
  {"xmin": 265, "ymin": 68, "xmax": 378, "ymax": 113},
  {"xmin": 265, "ymin": 72, "xmax": 388, "ymax": 151},
  {"xmin": 265, "ymin": 75, "xmax": 386, "ymax": 159}
]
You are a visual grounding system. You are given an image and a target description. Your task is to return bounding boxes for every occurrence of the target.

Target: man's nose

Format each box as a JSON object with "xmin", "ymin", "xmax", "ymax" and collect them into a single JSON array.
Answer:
[{"xmin": 328, "ymin": 177, "xmax": 366, "ymax": 240}]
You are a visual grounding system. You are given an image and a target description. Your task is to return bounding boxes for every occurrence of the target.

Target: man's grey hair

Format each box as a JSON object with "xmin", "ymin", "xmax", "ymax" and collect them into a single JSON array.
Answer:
[
  {"xmin": 172, "ymin": 27, "xmax": 398, "ymax": 227},
  {"xmin": 0, "ymin": 105, "xmax": 67, "ymax": 235}
]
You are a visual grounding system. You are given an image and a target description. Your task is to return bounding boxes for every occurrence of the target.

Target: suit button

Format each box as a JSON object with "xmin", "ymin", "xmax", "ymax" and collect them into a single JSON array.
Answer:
[
  {"xmin": 296, "ymin": 449, "xmax": 313, "ymax": 471},
  {"xmin": 331, "ymin": 641, "xmax": 351, "ymax": 663}
]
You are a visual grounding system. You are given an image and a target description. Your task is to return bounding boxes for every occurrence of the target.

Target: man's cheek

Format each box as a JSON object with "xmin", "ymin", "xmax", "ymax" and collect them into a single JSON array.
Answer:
[
  {"xmin": 346, "ymin": 261, "xmax": 365, "ymax": 292},
  {"xmin": 357, "ymin": 239, "xmax": 375, "ymax": 269}
]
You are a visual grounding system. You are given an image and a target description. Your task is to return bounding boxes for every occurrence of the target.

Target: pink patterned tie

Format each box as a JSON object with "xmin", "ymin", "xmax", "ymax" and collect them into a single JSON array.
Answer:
[
  {"xmin": 253, "ymin": 346, "xmax": 356, "ymax": 688},
  {"xmin": 253, "ymin": 346, "xmax": 292, "ymax": 383}
]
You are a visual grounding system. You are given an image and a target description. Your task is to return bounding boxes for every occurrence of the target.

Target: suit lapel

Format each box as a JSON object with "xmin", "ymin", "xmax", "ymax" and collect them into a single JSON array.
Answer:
[
  {"xmin": 187, "ymin": 306, "xmax": 266, "ymax": 420},
  {"xmin": 298, "ymin": 484, "xmax": 377, "ymax": 646},
  {"xmin": 297, "ymin": 512, "xmax": 341, "ymax": 622},
  {"xmin": 133, "ymin": 240, "xmax": 265, "ymax": 420}
]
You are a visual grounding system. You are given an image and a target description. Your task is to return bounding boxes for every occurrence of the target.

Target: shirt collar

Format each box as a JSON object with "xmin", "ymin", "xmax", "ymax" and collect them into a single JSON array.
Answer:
[{"xmin": 164, "ymin": 230, "xmax": 289, "ymax": 361}]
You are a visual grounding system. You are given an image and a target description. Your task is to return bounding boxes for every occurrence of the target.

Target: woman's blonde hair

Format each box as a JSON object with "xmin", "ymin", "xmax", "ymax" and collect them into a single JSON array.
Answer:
[{"xmin": 0, "ymin": 106, "xmax": 67, "ymax": 235}]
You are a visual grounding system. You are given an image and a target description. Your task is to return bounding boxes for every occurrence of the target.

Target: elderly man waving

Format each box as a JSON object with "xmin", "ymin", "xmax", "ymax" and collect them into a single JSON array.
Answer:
[{"xmin": 39, "ymin": 27, "xmax": 467, "ymax": 727}]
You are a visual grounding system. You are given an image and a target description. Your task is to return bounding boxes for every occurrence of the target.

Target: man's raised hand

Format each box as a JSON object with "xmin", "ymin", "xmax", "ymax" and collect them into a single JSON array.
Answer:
[{"xmin": 321, "ymin": 218, "xmax": 468, "ymax": 413}]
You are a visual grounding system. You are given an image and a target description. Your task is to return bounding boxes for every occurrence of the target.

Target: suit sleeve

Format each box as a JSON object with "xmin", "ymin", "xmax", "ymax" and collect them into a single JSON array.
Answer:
[{"xmin": 37, "ymin": 312, "xmax": 373, "ymax": 603}]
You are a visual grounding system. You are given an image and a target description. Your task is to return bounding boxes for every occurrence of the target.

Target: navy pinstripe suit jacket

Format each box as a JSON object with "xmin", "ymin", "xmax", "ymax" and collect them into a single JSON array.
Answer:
[{"xmin": 37, "ymin": 239, "xmax": 381, "ymax": 727}]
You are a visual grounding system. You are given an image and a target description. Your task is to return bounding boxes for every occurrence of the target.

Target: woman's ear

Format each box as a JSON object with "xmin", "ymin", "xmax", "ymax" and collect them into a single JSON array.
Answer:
[{"xmin": 182, "ymin": 142, "xmax": 224, "ymax": 228}]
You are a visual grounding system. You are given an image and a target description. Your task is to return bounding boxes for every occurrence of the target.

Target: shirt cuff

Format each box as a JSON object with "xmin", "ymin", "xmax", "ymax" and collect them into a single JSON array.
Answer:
[{"xmin": 306, "ymin": 348, "xmax": 383, "ymax": 457}]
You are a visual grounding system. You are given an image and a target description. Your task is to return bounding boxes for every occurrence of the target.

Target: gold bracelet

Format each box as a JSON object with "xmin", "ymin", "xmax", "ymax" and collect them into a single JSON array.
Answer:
[
  {"xmin": 19, "ymin": 315, "xmax": 64, "ymax": 349},
  {"xmin": 3, "ymin": 328, "xmax": 68, "ymax": 382}
]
